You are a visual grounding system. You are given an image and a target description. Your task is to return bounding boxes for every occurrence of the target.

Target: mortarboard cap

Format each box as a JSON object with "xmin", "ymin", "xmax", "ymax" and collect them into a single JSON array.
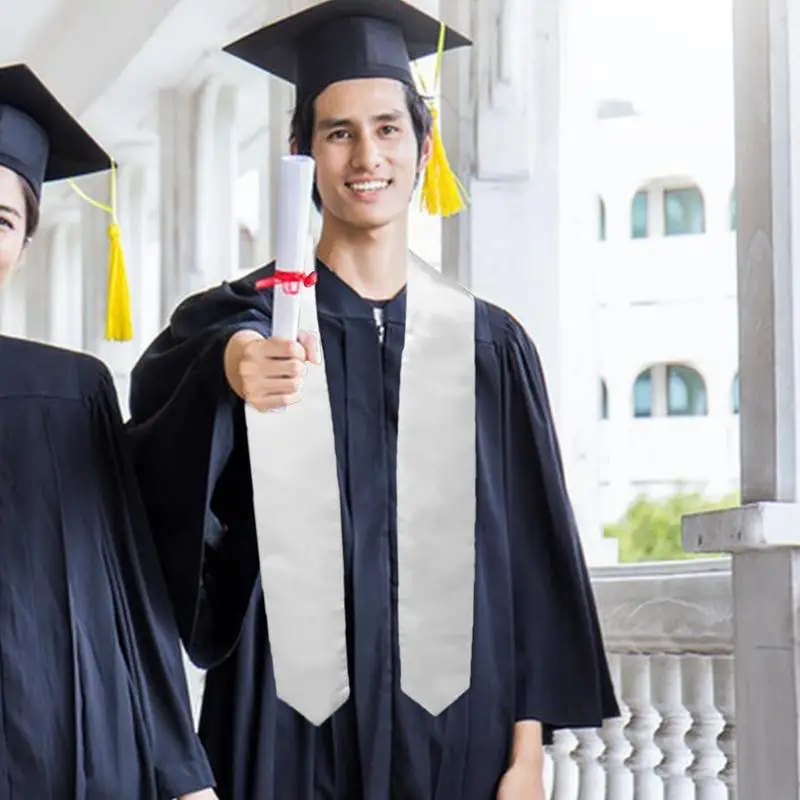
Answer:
[
  {"xmin": 223, "ymin": 0, "xmax": 471, "ymax": 109},
  {"xmin": 0, "ymin": 63, "xmax": 111, "ymax": 200},
  {"xmin": 0, "ymin": 63, "xmax": 133, "ymax": 342}
]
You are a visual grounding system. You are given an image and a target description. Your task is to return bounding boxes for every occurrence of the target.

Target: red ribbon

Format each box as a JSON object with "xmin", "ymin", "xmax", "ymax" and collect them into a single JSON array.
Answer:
[{"xmin": 255, "ymin": 270, "xmax": 318, "ymax": 295}]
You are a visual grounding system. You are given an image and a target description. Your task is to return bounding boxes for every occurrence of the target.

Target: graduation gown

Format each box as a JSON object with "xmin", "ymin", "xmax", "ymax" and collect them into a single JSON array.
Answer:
[
  {"xmin": 127, "ymin": 262, "xmax": 619, "ymax": 800},
  {"xmin": 0, "ymin": 336, "xmax": 214, "ymax": 798}
]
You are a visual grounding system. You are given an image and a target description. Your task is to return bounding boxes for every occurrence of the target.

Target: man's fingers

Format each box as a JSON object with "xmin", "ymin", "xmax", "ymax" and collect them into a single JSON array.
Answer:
[
  {"xmin": 247, "ymin": 390, "xmax": 301, "ymax": 412},
  {"xmin": 263, "ymin": 337, "xmax": 307, "ymax": 361},
  {"xmin": 297, "ymin": 330, "xmax": 321, "ymax": 364}
]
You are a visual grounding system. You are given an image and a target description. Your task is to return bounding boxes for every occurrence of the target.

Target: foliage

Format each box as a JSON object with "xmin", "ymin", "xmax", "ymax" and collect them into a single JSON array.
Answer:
[{"xmin": 604, "ymin": 490, "xmax": 739, "ymax": 563}]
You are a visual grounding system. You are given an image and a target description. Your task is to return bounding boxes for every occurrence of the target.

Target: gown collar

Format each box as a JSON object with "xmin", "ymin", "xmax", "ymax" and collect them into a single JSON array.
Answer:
[{"xmin": 315, "ymin": 259, "xmax": 407, "ymax": 323}]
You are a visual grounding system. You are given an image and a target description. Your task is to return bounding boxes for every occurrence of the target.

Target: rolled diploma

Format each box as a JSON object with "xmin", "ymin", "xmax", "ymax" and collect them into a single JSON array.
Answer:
[{"xmin": 271, "ymin": 154, "xmax": 317, "ymax": 341}]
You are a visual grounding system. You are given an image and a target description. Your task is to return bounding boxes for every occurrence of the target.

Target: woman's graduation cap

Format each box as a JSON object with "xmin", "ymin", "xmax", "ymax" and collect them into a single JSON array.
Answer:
[
  {"xmin": 0, "ymin": 63, "xmax": 133, "ymax": 341},
  {"xmin": 224, "ymin": 0, "xmax": 472, "ymax": 216}
]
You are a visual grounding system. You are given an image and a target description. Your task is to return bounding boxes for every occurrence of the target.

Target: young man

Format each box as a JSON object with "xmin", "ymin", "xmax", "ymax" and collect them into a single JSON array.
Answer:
[{"xmin": 127, "ymin": 1, "xmax": 619, "ymax": 798}]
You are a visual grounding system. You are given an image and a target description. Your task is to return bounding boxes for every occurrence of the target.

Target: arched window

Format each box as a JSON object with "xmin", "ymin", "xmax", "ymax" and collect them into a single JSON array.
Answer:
[
  {"xmin": 598, "ymin": 197, "xmax": 606, "ymax": 241},
  {"xmin": 600, "ymin": 379, "xmax": 609, "ymax": 419},
  {"xmin": 664, "ymin": 186, "xmax": 706, "ymax": 236},
  {"xmin": 633, "ymin": 369, "xmax": 653, "ymax": 417},
  {"xmin": 667, "ymin": 364, "xmax": 708, "ymax": 416},
  {"xmin": 732, "ymin": 373, "xmax": 740, "ymax": 414},
  {"xmin": 631, "ymin": 190, "xmax": 649, "ymax": 239}
]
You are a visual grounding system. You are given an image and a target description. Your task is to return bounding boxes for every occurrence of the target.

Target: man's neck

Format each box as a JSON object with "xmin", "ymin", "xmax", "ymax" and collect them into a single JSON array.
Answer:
[{"xmin": 316, "ymin": 213, "xmax": 409, "ymax": 301}]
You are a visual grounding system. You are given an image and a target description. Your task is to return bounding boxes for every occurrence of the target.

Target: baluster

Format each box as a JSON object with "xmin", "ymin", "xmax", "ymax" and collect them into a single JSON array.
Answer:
[
  {"xmin": 549, "ymin": 729, "xmax": 578, "ymax": 800},
  {"xmin": 622, "ymin": 654, "xmax": 663, "ymax": 799},
  {"xmin": 573, "ymin": 727, "xmax": 605, "ymax": 800},
  {"xmin": 651, "ymin": 654, "xmax": 693, "ymax": 800},
  {"xmin": 682, "ymin": 655, "xmax": 726, "ymax": 800},
  {"xmin": 712, "ymin": 656, "xmax": 736, "ymax": 799},
  {"xmin": 598, "ymin": 653, "xmax": 632, "ymax": 800}
]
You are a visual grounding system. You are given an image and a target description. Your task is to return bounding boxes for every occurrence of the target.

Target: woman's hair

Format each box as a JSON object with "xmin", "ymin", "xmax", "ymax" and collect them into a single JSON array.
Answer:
[
  {"xmin": 18, "ymin": 175, "xmax": 40, "ymax": 241},
  {"xmin": 289, "ymin": 82, "xmax": 434, "ymax": 209}
]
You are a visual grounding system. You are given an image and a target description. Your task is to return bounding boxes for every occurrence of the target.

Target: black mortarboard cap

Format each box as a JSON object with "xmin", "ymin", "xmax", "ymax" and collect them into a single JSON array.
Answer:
[
  {"xmin": 0, "ymin": 63, "xmax": 111, "ymax": 200},
  {"xmin": 223, "ymin": 0, "xmax": 471, "ymax": 107}
]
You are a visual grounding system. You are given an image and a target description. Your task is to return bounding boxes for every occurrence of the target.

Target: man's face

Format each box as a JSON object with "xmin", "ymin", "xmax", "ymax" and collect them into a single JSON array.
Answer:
[{"xmin": 311, "ymin": 77, "xmax": 428, "ymax": 231}]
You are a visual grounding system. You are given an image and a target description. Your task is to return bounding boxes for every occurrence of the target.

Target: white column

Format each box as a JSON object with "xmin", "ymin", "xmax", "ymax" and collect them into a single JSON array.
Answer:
[
  {"xmin": 442, "ymin": 0, "xmax": 613, "ymax": 561},
  {"xmin": 682, "ymin": 0, "xmax": 800, "ymax": 795},
  {"xmin": 41, "ymin": 206, "xmax": 83, "ymax": 350},
  {"xmin": 159, "ymin": 78, "xmax": 239, "ymax": 323},
  {"xmin": 256, "ymin": 76, "xmax": 294, "ymax": 263},
  {"xmin": 15, "ymin": 218, "xmax": 51, "ymax": 344}
]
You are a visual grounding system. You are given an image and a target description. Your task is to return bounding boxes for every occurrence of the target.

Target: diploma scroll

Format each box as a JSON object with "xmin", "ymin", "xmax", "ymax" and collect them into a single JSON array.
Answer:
[{"xmin": 271, "ymin": 154, "xmax": 317, "ymax": 341}]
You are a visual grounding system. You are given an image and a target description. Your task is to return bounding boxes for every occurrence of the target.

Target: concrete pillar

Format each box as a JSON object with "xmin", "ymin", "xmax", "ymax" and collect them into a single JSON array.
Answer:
[
  {"xmin": 41, "ymin": 206, "xmax": 83, "ymax": 350},
  {"xmin": 440, "ymin": 0, "xmax": 612, "ymax": 561},
  {"xmin": 158, "ymin": 78, "xmax": 239, "ymax": 322},
  {"xmin": 256, "ymin": 75, "xmax": 294, "ymax": 264},
  {"xmin": 682, "ymin": 0, "xmax": 800, "ymax": 794}
]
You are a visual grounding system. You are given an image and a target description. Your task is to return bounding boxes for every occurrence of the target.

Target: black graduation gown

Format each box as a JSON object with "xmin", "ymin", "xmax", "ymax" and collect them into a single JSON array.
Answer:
[
  {"xmin": 0, "ymin": 336, "xmax": 214, "ymax": 798},
  {"xmin": 127, "ymin": 262, "xmax": 619, "ymax": 800}
]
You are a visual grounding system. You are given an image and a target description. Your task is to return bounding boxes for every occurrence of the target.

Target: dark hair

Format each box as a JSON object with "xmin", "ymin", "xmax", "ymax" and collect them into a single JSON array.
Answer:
[
  {"xmin": 289, "ymin": 81, "xmax": 434, "ymax": 210},
  {"xmin": 17, "ymin": 175, "xmax": 40, "ymax": 241}
]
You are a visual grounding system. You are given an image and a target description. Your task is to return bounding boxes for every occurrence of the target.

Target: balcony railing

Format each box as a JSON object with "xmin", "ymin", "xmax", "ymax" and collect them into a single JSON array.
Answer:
[{"xmin": 543, "ymin": 558, "xmax": 736, "ymax": 799}]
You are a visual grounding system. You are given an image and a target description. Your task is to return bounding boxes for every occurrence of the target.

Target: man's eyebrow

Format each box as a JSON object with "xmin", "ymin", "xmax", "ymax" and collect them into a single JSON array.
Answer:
[
  {"xmin": 316, "ymin": 109, "xmax": 405, "ymax": 130},
  {"xmin": 316, "ymin": 116, "xmax": 352, "ymax": 130}
]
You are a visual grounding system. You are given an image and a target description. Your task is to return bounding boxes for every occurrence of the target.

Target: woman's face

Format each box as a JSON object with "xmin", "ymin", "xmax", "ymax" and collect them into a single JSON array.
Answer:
[{"xmin": 0, "ymin": 165, "xmax": 28, "ymax": 288}]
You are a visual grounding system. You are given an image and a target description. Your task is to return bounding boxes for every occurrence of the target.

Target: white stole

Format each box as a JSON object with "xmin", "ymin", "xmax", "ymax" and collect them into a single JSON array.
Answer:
[{"xmin": 244, "ymin": 259, "xmax": 476, "ymax": 724}]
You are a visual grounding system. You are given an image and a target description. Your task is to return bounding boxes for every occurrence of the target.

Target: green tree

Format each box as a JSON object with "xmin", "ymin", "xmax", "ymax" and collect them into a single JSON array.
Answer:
[{"xmin": 604, "ymin": 491, "xmax": 739, "ymax": 563}]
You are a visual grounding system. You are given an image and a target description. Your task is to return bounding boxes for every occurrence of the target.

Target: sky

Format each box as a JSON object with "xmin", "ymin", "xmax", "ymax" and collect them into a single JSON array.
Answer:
[{"xmin": 586, "ymin": 0, "xmax": 734, "ymax": 120}]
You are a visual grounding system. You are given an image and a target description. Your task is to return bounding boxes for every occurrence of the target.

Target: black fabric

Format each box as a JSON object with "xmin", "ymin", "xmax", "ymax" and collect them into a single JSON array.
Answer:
[
  {"xmin": 127, "ymin": 262, "xmax": 619, "ymax": 800},
  {"xmin": 223, "ymin": 0, "xmax": 471, "ymax": 106},
  {"xmin": 0, "ymin": 64, "xmax": 110, "ymax": 199},
  {"xmin": 0, "ymin": 336, "xmax": 214, "ymax": 798}
]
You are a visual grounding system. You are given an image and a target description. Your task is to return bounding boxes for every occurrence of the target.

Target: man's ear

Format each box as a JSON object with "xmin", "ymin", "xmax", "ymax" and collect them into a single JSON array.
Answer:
[
  {"xmin": 419, "ymin": 132, "xmax": 433, "ymax": 172},
  {"xmin": 289, "ymin": 137, "xmax": 299, "ymax": 156}
]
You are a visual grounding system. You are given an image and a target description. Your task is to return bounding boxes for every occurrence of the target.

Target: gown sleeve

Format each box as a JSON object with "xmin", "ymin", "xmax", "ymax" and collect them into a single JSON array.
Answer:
[
  {"xmin": 127, "ymin": 275, "xmax": 272, "ymax": 669},
  {"xmin": 87, "ymin": 361, "xmax": 215, "ymax": 797},
  {"xmin": 501, "ymin": 314, "xmax": 620, "ymax": 742}
]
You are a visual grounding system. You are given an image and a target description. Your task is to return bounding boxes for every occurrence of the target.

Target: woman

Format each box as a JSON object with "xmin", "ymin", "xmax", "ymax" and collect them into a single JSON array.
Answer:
[{"xmin": 0, "ymin": 63, "xmax": 216, "ymax": 798}]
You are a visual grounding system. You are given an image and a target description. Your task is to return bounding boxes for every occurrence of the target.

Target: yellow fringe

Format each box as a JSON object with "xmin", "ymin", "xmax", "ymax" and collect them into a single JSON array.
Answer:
[
  {"xmin": 68, "ymin": 160, "xmax": 133, "ymax": 342},
  {"xmin": 420, "ymin": 106, "xmax": 468, "ymax": 217},
  {"xmin": 416, "ymin": 22, "xmax": 469, "ymax": 218},
  {"xmin": 105, "ymin": 223, "xmax": 133, "ymax": 341}
]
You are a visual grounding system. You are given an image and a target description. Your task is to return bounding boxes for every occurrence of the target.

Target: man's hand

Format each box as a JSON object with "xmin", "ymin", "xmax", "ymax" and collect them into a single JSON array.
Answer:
[
  {"xmin": 497, "ymin": 720, "xmax": 545, "ymax": 799},
  {"xmin": 224, "ymin": 329, "xmax": 321, "ymax": 411},
  {"xmin": 496, "ymin": 761, "xmax": 545, "ymax": 800}
]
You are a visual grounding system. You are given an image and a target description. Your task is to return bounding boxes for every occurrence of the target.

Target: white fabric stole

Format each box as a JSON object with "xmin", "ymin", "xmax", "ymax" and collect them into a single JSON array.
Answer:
[
  {"xmin": 244, "ymin": 285, "xmax": 348, "ymax": 726},
  {"xmin": 244, "ymin": 259, "xmax": 477, "ymax": 725},
  {"xmin": 397, "ymin": 261, "xmax": 476, "ymax": 715}
]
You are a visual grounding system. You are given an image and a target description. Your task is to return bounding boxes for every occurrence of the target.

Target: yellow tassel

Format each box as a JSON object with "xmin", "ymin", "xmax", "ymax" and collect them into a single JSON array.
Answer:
[
  {"xmin": 68, "ymin": 160, "xmax": 134, "ymax": 342},
  {"xmin": 420, "ymin": 106, "xmax": 468, "ymax": 217},
  {"xmin": 105, "ymin": 223, "xmax": 133, "ymax": 341},
  {"xmin": 415, "ymin": 22, "xmax": 469, "ymax": 217}
]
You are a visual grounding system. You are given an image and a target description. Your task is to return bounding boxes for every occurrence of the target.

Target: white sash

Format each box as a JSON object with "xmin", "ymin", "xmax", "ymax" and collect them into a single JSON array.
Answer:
[{"xmin": 244, "ymin": 259, "xmax": 476, "ymax": 724}]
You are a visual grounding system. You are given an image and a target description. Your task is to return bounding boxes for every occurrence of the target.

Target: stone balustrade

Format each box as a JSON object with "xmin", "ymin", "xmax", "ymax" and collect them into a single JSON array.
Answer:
[{"xmin": 543, "ymin": 559, "xmax": 736, "ymax": 799}]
